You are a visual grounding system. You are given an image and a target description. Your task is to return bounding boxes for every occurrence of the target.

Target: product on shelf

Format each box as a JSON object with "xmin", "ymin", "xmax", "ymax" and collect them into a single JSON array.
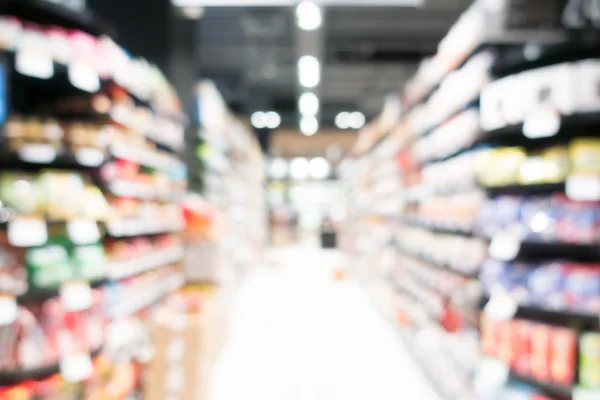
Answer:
[
  {"xmin": 412, "ymin": 109, "xmax": 481, "ymax": 164},
  {"xmin": 480, "ymin": 259, "xmax": 600, "ymax": 315},
  {"xmin": 480, "ymin": 59, "xmax": 600, "ymax": 132},
  {"xmin": 580, "ymin": 333, "xmax": 600, "ymax": 389},
  {"xmin": 407, "ymin": 190, "xmax": 486, "ymax": 232},
  {"xmin": 396, "ymin": 226, "xmax": 488, "ymax": 276},
  {"xmin": 481, "ymin": 314, "xmax": 580, "ymax": 388},
  {"xmin": 476, "ymin": 194, "xmax": 600, "ymax": 244}
]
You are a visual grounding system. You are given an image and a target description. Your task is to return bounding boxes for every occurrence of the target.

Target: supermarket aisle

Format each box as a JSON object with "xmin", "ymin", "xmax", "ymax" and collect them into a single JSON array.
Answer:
[{"xmin": 210, "ymin": 245, "xmax": 442, "ymax": 400}]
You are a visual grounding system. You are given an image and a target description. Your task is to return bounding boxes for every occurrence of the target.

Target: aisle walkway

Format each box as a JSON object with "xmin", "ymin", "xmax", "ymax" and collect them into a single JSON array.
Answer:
[{"xmin": 210, "ymin": 245, "xmax": 442, "ymax": 400}]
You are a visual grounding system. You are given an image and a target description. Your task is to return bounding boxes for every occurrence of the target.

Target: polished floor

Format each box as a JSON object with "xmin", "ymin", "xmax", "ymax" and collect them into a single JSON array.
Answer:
[{"xmin": 210, "ymin": 245, "xmax": 442, "ymax": 400}]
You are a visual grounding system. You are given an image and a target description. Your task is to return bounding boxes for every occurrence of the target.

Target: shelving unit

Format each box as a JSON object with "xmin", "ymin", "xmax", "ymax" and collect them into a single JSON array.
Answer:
[
  {"xmin": 343, "ymin": 2, "xmax": 600, "ymax": 400},
  {"xmin": 0, "ymin": 2, "xmax": 188, "ymax": 397}
]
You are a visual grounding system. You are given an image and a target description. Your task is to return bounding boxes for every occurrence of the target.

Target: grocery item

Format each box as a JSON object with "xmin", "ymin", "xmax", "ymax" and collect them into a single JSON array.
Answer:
[
  {"xmin": 0, "ymin": 232, "xmax": 28, "ymax": 296},
  {"xmin": 0, "ymin": 172, "xmax": 40, "ymax": 216},
  {"xmin": 570, "ymin": 138, "xmax": 600, "ymax": 176},
  {"xmin": 24, "ymin": 240, "xmax": 72, "ymax": 290},
  {"xmin": 70, "ymin": 244, "xmax": 107, "ymax": 282},
  {"xmin": 580, "ymin": 333, "xmax": 600, "ymax": 389},
  {"xmin": 38, "ymin": 171, "xmax": 86, "ymax": 221},
  {"xmin": 476, "ymin": 147, "xmax": 527, "ymax": 187}
]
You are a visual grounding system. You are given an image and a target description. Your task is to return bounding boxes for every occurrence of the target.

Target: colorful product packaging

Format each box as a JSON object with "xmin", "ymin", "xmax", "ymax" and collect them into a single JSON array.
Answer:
[{"xmin": 580, "ymin": 332, "xmax": 600, "ymax": 389}]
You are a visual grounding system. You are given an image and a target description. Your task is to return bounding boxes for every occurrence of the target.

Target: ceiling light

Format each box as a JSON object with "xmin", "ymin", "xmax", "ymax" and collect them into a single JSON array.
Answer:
[
  {"xmin": 269, "ymin": 157, "xmax": 288, "ymax": 180},
  {"xmin": 300, "ymin": 116, "xmax": 318, "ymax": 136},
  {"xmin": 309, "ymin": 157, "xmax": 331, "ymax": 180},
  {"xmin": 290, "ymin": 157, "xmax": 309, "ymax": 180},
  {"xmin": 299, "ymin": 93, "xmax": 319, "ymax": 116},
  {"xmin": 349, "ymin": 111, "xmax": 366, "ymax": 129},
  {"xmin": 251, "ymin": 111, "xmax": 267, "ymax": 129},
  {"xmin": 265, "ymin": 111, "xmax": 281, "ymax": 129},
  {"xmin": 298, "ymin": 56, "xmax": 320, "ymax": 88},
  {"xmin": 180, "ymin": 6, "xmax": 204, "ymax": 19},
  {"xmin": 335, "ymin": 112, "xmax": 350, "ymax": 129},
  {"xmin": 296, "ymin": 2, "xmax": 322, "ymax": 31}
]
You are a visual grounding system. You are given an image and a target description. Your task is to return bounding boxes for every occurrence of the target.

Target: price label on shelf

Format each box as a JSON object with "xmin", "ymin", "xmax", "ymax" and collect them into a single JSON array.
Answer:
[
  {"xmin": 484, "ymin": 291, "xmax": 519, "ymax": 321},
  {"xmin": 0, "ymin": 296, "xmax": 18, "ymax": 326},
  {"xmin": 74, "ymin": 148, "xmax": 104, "ymax": 167},
  {"xmin": 60, "ymin": 352, "xmax": 93, "ymax": 383},
  {"xmin": 574, "ymin": 389, "xmax": 600, "ymax": 400},
  {"xmin": 68, "ymin": 61, "xmax": 100, "ymax": 93},
  {"xmin": 8, "ymin": 217, "xmax": 47, "ymax": 247},
  {"xmin": 60, "ymin": 281, "xmax": 93, "ymax": 312},
  {"xmin": 489, "ymin": 233, "xmax": 521, "ymax": 261},
  {"xmin": 67, "ymin": 219, "xmax": 100, "ymax": 245},
  {"xmin": 15, "ymin": 48, "xmax": 54, "ymax": 79},
  {"xmin": 566, "ymin": 175, "xmax": 600, "ymax": 201},
  {"xmin": 18, "ymin": 143, "xmax": 57, "ymax": 164},
  {"xmin": 522, "ymin": 108, "xmax": 561, "ymax": 139}
]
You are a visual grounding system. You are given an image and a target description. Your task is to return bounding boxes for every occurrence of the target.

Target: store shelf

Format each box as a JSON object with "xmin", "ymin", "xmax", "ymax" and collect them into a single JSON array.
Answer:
[
  {"xmin": 404, "ymin": 29, "xmax": 566, "ymax": 114},
  {"xmin": 106, "ymin": 180, "xmax": 185, "ymax": 202},
  {"xmin": 0, "ymin": 148, "xmax": 105, "ymax": 169},
  {"xmin": 484, "ymin": 182, "xmax": 565, "ymax": 197},
  {"xmin": 417, "ymin": 97, "xmax": 480, "ymax": 139},
  {"xmin": 489, "ymin": 238, "xmax": 600, "ymax": 263},
  {"xmin": 0, "ymin": 0, "xmax": 107, "ymax": 37},
  {"xmin": 509, "ymin": 371, "xmax": 573, "ymax": 400},
  {"xmin": 491, "ymin": 37, "xmax": 600, "ymax": 78},
  {"xmin": 480, "ymin": 112, "xmax": 600, "ymax": 148},
  {"xmin": 17, "ymin": 279, "xmax": 107, "ymax": 304},
  {"xmin": 109, "ymin": 143, "xmax": 180, "ymax": 171},
  {"xmin": 396, "ymin": 246, "xmax": 479, "ymax": 279},
  {"xmin": 0, "ymin": 347, "xmax": 103, "ymax": 386},
  {"xmin": 480, "ymin": 296, "xmax": 600, "ymax": 329},
  {"xmin": 106, "ymin": 219, "xmax": 185, "ymax": 238},
  {"xmin": 107, "ymin": 247, "xmax": 184, "ymax": 280},
  {"xmin": 402, "ymin": 217, "xmax": 474, "ymax": 238},
  {"xmin": 111, "ymin": 273, "xmax": 185, "ymax": 320}
]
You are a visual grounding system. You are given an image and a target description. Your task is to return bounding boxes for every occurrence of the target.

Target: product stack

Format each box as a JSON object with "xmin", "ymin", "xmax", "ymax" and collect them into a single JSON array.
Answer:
[
  {"xmin": 344, "ymin": 1, "xmax": 600, "ymax": 400},
  {"xmin": 195, "ymin": 81, "xmax": 267, "ymax": 289},
  {"xmin": 0, "ymin": 2, "xmax": 189, "ymax": 398}
]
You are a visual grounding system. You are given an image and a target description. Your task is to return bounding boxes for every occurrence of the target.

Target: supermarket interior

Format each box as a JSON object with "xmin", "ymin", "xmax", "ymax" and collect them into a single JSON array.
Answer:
[{"xmin": 2, "ymin": 0, "xmax": 600, "ymax": 399}]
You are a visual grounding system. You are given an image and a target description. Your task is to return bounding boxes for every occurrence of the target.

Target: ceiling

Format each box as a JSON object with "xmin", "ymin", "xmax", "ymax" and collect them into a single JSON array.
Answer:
[{"xmin": 197, "ymin": 0, "xmax": 472, "ymax": 128}]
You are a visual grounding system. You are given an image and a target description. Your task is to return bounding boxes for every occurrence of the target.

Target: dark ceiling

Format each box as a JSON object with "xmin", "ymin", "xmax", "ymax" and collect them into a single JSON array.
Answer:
[{"xmin": 198, "ymin": 0, "xmax": 473, "ymax": 128}]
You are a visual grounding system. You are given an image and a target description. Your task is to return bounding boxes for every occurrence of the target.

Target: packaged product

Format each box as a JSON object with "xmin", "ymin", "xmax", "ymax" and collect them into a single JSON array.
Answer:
[
  {"xmin": 80, "ymin": 185, "xmax": 109, "ymax": 221},
  {"xmin": 24, "ymin": 240, "xmax": 73, "ymax": 289},
  {"xmin": 37, "ymin": 171, "xmax": 85, "ymax": 220},
  {"xmin": 0, "ymin": 172, "xmax": 40, "ymax": 216},
  {"xmin": 512, "ymin": 321, "xmax": 532, "ymax": 376},
  {"xmin": 580, "ymin": 332, "xmax": 600, "ymax": 389},
  {"xmin": 47, "ymin": 26, "xmax": 73, "ymax": 65},
  {"xmin": 526, "ymin": 262, "xmax": 565, "ymax": 308},
  {"xmin": 476, "ymin": 148, "xmax": 527, "ymax": 187},
  {"xmin": 517, "ymin": 146, "xmax": 570, "ymax": 185},
  {"xmin": 0, "ymin": 307, "xmax": 47, "ymax": 372},
  {"xmin": 570, "ymin": 138, "xmax": 600, "ymax": 176},
  {"xmin": 549, "ymin": 328, "xmax": 577, "ymax": 385},
  {"xmin": 0, "ymin": 384, "xmax": 32, "ymax": 399},
  {"xmin": 530, "ymin": 323, "xmax": 552, "ymax": 382},
  {"xmin": 553, "ymin": 196, "xmax": 600, "ymax": 244},
  {"xmin": 70, "ymin": 244, "xmax": 107, "ymax": 282},
  {"xmin": 0, "ymin": 16, "xmax": 23, "ymax": 51},
  {"xmin": 0, "ymin": 232, "xmax": 28, "ymax": 296},
  {"xmin": 562, "ymin": 264, "xmax": 600, "ymax": 313}
]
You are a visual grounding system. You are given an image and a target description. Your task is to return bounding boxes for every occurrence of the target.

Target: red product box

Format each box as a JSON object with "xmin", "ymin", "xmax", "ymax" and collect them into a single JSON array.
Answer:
[
  {"xmin": 512, "ymin": 320, "xmax": 533, "ymax": 376},
  {"xmin": 530, "ymin": 323, "xmax": 552, "ymax": 382},
  {"xmin": 550, "ymin": 327, "xmax": 577, "ymax": 385}
]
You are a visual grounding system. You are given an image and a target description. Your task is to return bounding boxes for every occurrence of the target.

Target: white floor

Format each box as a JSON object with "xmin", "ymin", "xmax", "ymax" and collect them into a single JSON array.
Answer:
[{"xmin": 210, "ymin": 245, "xmax": 443, "ymax": 400}]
